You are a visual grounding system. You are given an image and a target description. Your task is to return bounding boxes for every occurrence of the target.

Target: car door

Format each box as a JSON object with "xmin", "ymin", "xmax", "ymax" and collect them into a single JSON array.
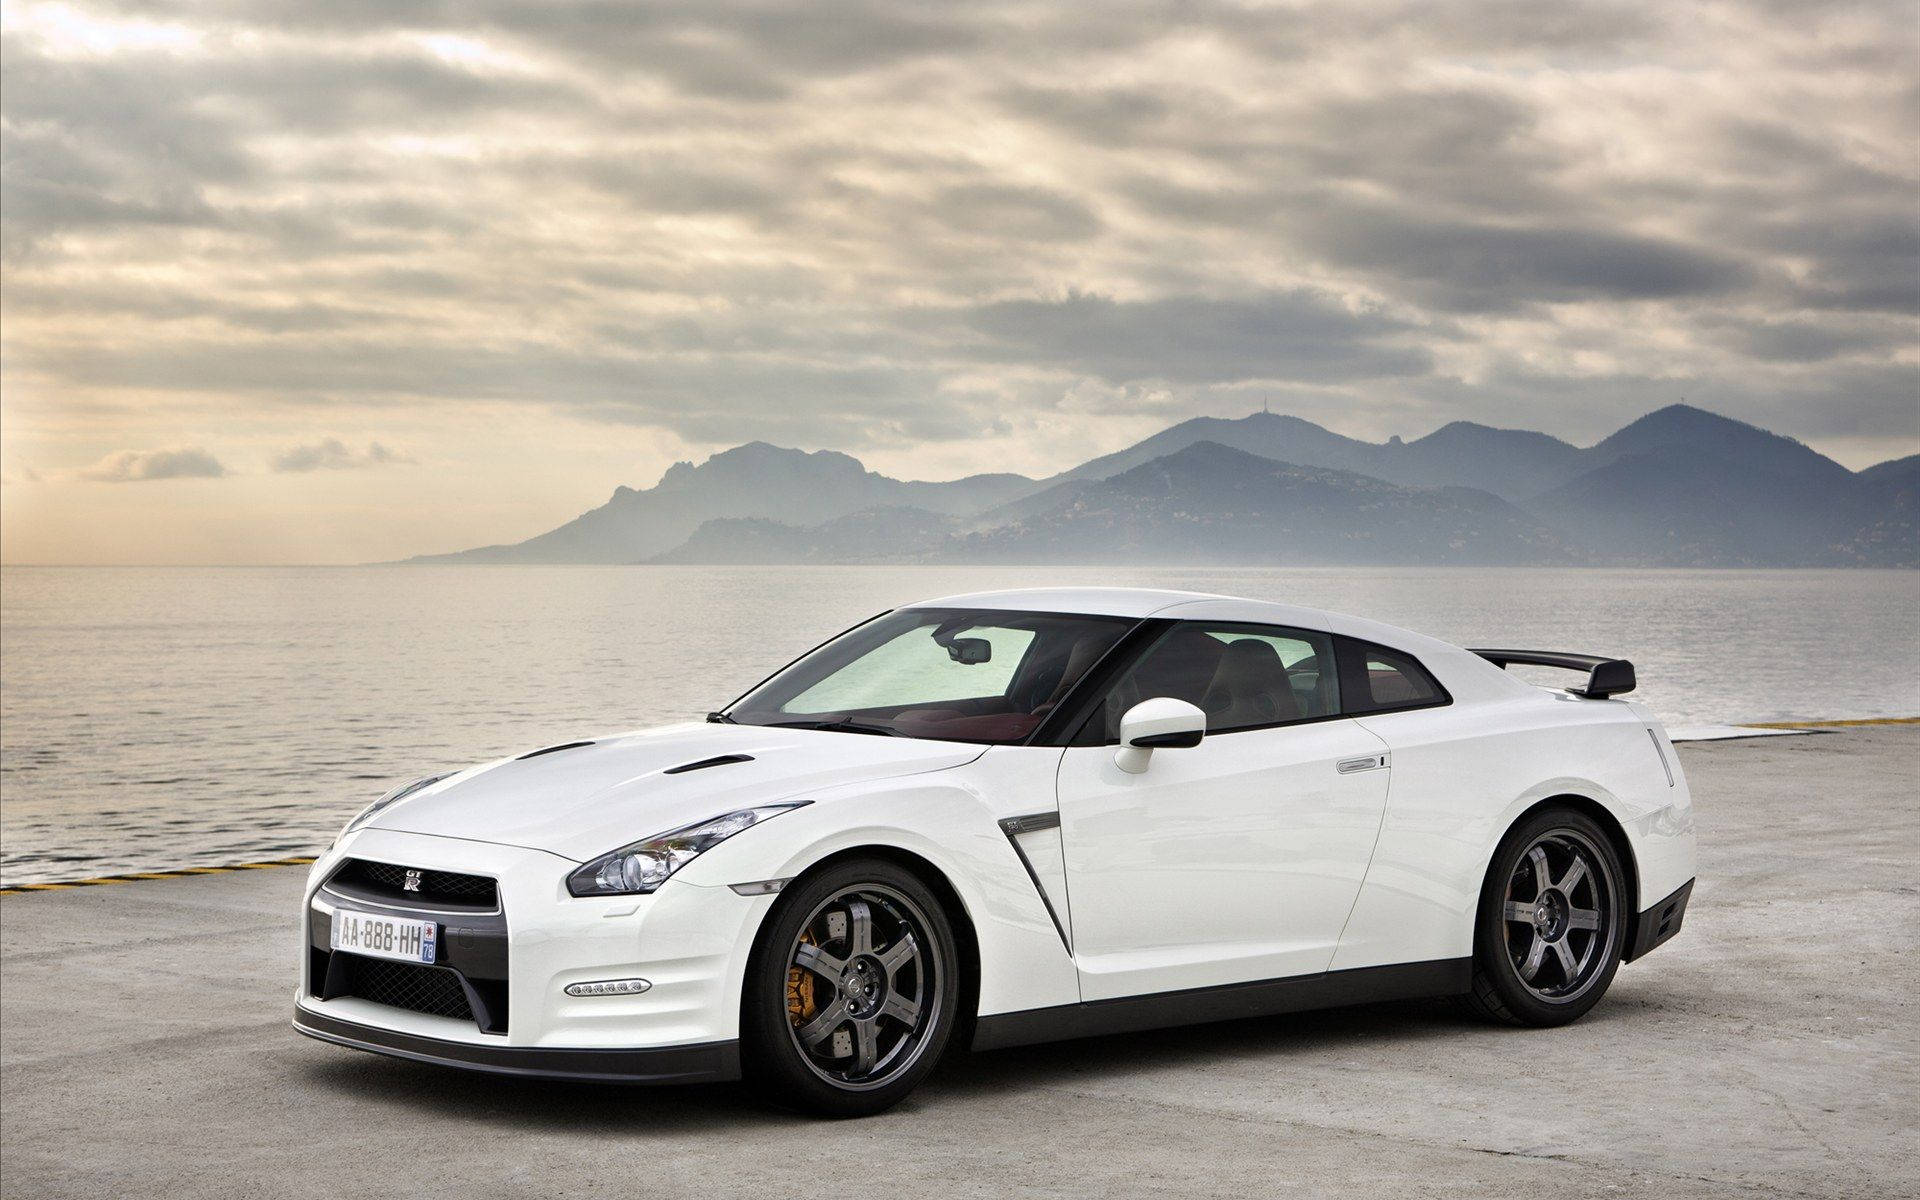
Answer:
[{"xmin": 1055, "ymin": 621, "xmax": 1391, "ymax": 1001}]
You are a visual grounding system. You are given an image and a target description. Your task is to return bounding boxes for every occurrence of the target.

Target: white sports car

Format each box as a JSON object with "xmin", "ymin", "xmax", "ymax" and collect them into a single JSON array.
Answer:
[{"xmin": 295, "ymin": 587, "xmax": 1697, "ymax": 1116}]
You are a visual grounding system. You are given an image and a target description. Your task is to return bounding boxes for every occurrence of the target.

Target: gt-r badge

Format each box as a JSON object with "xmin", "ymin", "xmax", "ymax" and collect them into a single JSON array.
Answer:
[{"xmin": 402, "ymin": 869, "xmax": 422, "ymax": 892}]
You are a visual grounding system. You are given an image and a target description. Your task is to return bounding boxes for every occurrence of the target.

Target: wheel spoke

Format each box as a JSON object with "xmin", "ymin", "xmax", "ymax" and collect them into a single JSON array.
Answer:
[
  {"xmin": 1519, "ymin": 935, "xmax": 1548, "ymax": 981},
  {"xmin": 1567, "ymin": 907, "xmax": 1601, "ymax": 931},
  {"xmin": 1502, "ymin": 901, "xmax": 1534, "ymax": 923},
  {"xmin": 795, "ymin": 997, "xmax": 850, "ymax": 1049},
  {"xmin": 1556, "ymin": 857, "xmax": 1590, "ymax": 898},
  {"xmin": 1526, "ymin": 846, "xmax": 1551, "ymax": 896},
  {"xmin": 846, "ymin": 899, "xmax": 876, "ymax": 956},
  {"xmin": 850, "ymin": 1017, "xmax": 879, "ymax": 1075},
  {"xmin": 876, "ymin": 931, "xmax": 918, "ymax": 977},
  {"xmin": 1549, "ymin": 937, "xmax": 1578, "ymax": 982},
  {"xmin": 793, "ymin": 941, "xmax": 847, "ymax": 981},
  {"xmin": 879, "ymin": 991, "xmax": 920, "ymax": 1027}
]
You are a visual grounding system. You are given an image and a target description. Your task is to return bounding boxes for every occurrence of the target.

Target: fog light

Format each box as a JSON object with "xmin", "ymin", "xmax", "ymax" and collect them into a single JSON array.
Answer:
[{"xmin": 565, "ymin": 978, "xmax": 652, "ymax": 997}]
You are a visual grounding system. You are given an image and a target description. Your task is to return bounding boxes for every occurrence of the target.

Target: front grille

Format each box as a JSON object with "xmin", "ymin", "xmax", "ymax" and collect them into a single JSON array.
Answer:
[
  {"xmin": 340, "ymin": 955, "xmax": 474, "ymax": 1022},
  {"xmin": 333, "ymin": 859, "xmax": 498, "ymax": 909}
]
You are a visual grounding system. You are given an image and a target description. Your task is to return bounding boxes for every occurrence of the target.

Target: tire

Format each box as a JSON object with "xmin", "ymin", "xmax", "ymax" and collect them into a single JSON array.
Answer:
[
  {"xmin": 1462, "ymin": 806, "xmax": 1628, "ymax": 1027},
  {"xmin": 741, "ymin": 859, "xmax": 961, "ymax": 1117}
]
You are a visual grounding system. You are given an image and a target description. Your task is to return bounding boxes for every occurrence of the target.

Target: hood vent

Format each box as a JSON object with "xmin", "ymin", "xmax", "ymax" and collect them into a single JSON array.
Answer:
[
  {"xmin": 663, "ymin": 753, "xmax": 755, "ymax": 776},
  {"xmin": 517, "ymin": 740, "xmax": 596, "ymax": 761}
]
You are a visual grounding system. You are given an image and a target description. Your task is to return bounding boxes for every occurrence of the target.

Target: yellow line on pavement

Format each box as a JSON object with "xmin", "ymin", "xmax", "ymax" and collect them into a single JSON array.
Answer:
[
  {"xmin": 1743, "ymin": 714, "xmax": 1920, "ymax": 725},
  {"xmin": 0, "ymin": 856, "xmax": 319, "ymax": 896}
]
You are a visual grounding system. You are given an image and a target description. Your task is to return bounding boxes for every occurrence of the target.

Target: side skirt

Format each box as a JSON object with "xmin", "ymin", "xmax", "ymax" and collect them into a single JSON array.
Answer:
[{"xmin": 971, "ymin": 958, "xmax": 1472, "ymax": 1052}]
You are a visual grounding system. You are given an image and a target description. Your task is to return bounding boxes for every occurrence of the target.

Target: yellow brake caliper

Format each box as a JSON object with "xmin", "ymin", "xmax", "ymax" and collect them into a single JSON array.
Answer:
[{"xmin": 786, "ymin": 931, "xmax": 818, "ymax": 1024}]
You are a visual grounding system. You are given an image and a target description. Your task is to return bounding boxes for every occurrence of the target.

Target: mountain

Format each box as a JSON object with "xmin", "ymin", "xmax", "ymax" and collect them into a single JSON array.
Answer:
[
  {"xmin": 1525, "ymin": 406, "xmax": 1906, "ymax": 566},
  {"xmin": 405, "ymin": 442, "xmax": 1036, "ymax": 564},
  {"xmin": 1842, "ymin": 454, "xmax": 1920, "ymax": 566},
  {"xmin": 401, "ymin": 404, "xmax": 1913, "ymax": 568},
  {"xmin": 1529, "ymin": 447, "xmax": 1872, "ymax": 566},
  {"xmin": 1386, "ymin": 421, "xmax": 1586, "ymax": 495},
  {"xmin": 652, "ymin": 506, "xmax": 956, "ymax": 565},
  {"xmin": 1858, "ymin": 453, "xmax": 1920, "ymax": 491},
  {"xmin": 1052, "ymin": 413, "xmax": 1378, "ymax": 484},
  {"xmin": 1584, "ymin": 404, "xmax": 1853, "ymax": 484},
  {"xmin": 949, "ymin": 442, "xmax": 1570, "ymax": 565},
  {"xmin": 1041, "ymin": 411, "xmax": 1584, "ymax": 501}
]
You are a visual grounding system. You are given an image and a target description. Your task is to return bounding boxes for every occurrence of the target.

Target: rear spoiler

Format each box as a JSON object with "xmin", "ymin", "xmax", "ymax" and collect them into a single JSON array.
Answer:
[{"xmin": 1469, "ymin": 649, "xmax": 1636, "ymax": 699}]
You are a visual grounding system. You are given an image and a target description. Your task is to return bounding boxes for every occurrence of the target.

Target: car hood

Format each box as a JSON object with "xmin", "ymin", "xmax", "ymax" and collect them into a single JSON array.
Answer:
[{"xmin": 364, "ymin": 723, "xmax": 985, "ymax": 862}]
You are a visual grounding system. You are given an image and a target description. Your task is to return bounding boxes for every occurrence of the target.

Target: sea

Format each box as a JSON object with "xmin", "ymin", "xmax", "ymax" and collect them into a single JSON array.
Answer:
[{"xmin": 1, "ymin": 565, "xmax": 1914, "ymax": 885}]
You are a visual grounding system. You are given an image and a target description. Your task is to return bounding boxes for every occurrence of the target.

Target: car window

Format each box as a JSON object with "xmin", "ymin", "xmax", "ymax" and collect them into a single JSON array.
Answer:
[
  {"xmin": 1338, "ymin": 639, "xmax": 1446, "ymax": 713},
  {"xmin": 728, "ymin": 607, "xmax": 1134, "ymax": 744},
  {"xmin": 786, "ymin": 623, "xmax": 1036, "ymax": 712},
  {"xmin": 1098, "ymin": 622, "xmax": 1340, "ymax": 740}
]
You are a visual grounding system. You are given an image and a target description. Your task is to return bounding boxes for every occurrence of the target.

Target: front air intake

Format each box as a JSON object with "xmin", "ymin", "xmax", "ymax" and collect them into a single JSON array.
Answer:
[{"xmin": 329, "ymin": 859, "xmax": 498, "ymax": 910}]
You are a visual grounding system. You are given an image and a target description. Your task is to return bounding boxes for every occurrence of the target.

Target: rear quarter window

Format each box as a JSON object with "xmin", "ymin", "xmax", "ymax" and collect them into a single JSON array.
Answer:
[{"xmin": 1336, "ymin": 637, "xmax": 1448, "ymax": 714}]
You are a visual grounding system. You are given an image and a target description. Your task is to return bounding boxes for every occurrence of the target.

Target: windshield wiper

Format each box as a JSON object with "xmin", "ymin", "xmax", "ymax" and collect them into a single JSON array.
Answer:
[{"xmin": 764, "ymin": 717, "xmax": 902, "ymax": 737}]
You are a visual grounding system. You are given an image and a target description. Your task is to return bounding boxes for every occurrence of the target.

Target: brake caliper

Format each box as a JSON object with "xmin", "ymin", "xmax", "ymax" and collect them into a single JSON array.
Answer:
[{"xmin": 786, "ymin": 931, "xmax": 818, "ymax": 1024}]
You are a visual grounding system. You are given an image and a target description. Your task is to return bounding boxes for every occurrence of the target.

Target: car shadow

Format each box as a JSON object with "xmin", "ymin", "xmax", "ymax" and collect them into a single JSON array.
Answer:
[
  {"xmin": 294, "ymin": 997, "xmax": 1486, "ymax": 1131},
  {"xmin": 935, "ymin": 997, "xmax": 1520, "ymax": 1102}
]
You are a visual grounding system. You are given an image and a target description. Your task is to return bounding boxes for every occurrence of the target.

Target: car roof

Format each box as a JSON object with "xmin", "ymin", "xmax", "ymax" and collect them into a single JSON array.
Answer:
[
  {"xmin": 905, "ymin": 587, "xmax": 1527, "ymax": 704},
  {"xmin": 907, "ymin": 587, "xmax": 1376, "ymax": 640},
  {"xmin": 909, "ymin": 586, "xmax": 1233, "ymax": 619}
]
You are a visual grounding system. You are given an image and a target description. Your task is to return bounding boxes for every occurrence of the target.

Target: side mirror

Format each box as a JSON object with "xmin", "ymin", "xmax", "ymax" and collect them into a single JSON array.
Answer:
[{"xmin": 1114, "ymin": 697, "xmax": 1206, "ymax": 774}]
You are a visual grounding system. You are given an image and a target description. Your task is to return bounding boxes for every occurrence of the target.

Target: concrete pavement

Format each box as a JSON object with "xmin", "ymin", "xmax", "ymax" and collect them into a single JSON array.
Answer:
[{"xmin": 2, "ymin": 728, "xmax": 1915, "ymax": 1198}]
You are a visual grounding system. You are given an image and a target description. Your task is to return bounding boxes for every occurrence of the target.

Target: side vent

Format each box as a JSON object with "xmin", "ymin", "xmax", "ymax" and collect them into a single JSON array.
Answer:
[
  {"xmin": 517, "ymin": 741, "xmax": 595, "ymax": 761},
  {"xmin": 663, "ymin": 753, "xmax": 755, "ymax": 775},
  {"xmin": 997, "ymin": 813, "xmax": 1071, "ymax": 953}
]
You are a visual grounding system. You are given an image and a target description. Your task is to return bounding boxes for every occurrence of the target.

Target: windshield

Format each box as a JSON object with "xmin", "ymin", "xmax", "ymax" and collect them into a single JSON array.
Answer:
[{"xmin": 726, "ymin": 608, "xmax": 1135, "ymax": 744}]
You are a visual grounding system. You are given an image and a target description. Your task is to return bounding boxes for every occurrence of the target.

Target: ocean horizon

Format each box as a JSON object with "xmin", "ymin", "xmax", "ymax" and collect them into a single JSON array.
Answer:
[{"xmin": 3, "ymin": 563, "xmax": 1915, "ymax": 886}]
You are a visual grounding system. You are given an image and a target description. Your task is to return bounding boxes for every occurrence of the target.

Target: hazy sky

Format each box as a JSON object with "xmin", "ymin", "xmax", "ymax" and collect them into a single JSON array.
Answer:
[{"xmin": 2, "ymin": 0, "xmax": 1915, "ymax": 564}]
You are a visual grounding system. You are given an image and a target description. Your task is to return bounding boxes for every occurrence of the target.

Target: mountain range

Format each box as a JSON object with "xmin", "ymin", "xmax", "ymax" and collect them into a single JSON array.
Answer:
[{"xmin": 404, "ymin": 405, "xmax": 1918, "ymax": 568}]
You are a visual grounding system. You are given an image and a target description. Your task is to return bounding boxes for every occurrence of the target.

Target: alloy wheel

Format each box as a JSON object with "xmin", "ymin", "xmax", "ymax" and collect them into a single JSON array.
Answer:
[
  {"xmin": 1500, "ymin": 830, "xmax": 1618, "ymax": 1003},
  {"xmin": 783, "ymin": 884, "xmax": 943, "ymax": 1091}
]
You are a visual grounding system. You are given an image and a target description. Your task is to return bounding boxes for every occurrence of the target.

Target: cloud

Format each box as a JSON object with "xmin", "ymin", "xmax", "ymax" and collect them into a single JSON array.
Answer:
[
  {"xmin": 76, "ymin": 446, "xmax": 226, "ymax": 482},
  {"xmin": 931, "ymin": 184, "xmax": 1103, "ymax": 243},
  {"xmin": 1297, "ymin": 205, "xmax": 1756, "ymax": 312},
  {"xmin": 1, "ymin": 0, "xmax": 1916, "ymax": 526},
  {"xmin": 965, "ymin": 290, "xmax": 1430, "ymax": 384},
  {"xmin": 272, "ymin": 439, "xmax": 414, "ymax": 472}
]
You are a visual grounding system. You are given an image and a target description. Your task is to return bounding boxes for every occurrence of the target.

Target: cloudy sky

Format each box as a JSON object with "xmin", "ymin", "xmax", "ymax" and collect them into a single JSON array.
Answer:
[{"xmin": 2, "ymin": 0, "xmax": 1914, "ymax": 563}]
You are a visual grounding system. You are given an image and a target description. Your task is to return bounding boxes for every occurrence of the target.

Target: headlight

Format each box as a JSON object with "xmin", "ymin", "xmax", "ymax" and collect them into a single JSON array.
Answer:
[
  {"xmin": 336, "ymin": 773, "xmax": 452, "ymax": 843},
  {"xmin": 567, "ymin": 804, "xmax": 808, "ymax": 897}
]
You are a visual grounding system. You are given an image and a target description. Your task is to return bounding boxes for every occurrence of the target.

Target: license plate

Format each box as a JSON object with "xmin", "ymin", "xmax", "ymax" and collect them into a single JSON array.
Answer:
[{"xmin": 331, "ymin": 910, "xmax": 437, "ymax": 964}]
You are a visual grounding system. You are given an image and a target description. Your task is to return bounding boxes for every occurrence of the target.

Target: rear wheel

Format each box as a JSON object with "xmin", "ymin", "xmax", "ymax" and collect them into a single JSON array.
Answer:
[
  {"xmin": 1464, "ymin": 807, "xmax": 1627, "ymax": 1026},
  {"xmin": 742, "ymin": 859, "xmax": 959, "ymax": 1117}
]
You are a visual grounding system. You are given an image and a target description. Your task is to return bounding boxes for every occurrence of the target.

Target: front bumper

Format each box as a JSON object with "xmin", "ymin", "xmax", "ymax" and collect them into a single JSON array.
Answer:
[
  {"xmin": 293, "ymin": 1007, "xmax": 740, "ymax": 1084},
  {"xmin": 296, "ymin": 828, "xmax": 773, "ymax": 1071}
]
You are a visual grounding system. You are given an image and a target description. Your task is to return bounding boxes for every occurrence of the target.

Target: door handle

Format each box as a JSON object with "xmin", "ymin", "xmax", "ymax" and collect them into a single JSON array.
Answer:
[{"xmin": 1336, "ymin": 754, "xmax": 1389, "ymax": 774}]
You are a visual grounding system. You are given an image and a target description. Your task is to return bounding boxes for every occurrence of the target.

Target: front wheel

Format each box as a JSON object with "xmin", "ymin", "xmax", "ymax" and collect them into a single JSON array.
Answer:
[
  {"xmin": 741, "ymin": 859, "xmax": 960, "ymax": 1117},
  {"xmin": 1464, "ymin": 807, "xmax": 1627, "ymax": 1027}
]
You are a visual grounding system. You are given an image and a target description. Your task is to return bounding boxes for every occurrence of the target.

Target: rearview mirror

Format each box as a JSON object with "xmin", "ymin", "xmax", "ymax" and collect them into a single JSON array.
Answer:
[
  {"xmin": 944, "ymin": 636, "xmax": 992, "ymax": 665},
  {"xmin": 1115, "ymin": 697, "xmax": 1206, "ymax": 773}
]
